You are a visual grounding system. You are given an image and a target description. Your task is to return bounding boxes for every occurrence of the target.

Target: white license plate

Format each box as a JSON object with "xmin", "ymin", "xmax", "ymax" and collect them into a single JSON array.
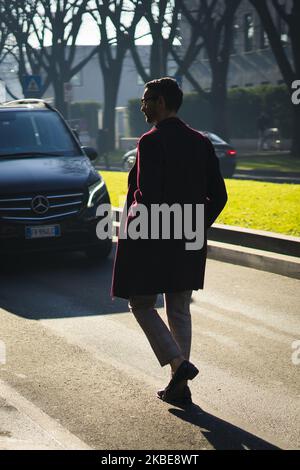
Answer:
[{"xmin": 25, "ymin": 225, "xmax": 61, "ymax": 239}]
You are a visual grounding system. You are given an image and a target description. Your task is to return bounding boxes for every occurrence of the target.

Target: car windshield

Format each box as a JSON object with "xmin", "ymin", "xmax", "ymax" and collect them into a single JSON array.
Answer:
[
  {"xmin": 0, "ymin": 110, "xmax": 79, "ymax": 157},
  {"xmin": 202, "ymin": 131, "xmax": 227, "ymax": 145}
]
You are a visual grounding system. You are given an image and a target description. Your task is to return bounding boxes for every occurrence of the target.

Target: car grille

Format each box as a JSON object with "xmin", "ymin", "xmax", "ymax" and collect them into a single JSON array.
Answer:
[{"xmin": 0, "ymin": 191, "xmax": 85, "ymax": 221}]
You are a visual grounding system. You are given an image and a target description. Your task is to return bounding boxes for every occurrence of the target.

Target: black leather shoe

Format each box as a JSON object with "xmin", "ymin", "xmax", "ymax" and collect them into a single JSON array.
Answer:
[
  {"xmin": 157, "ymin": 360, "xmax": 198, "ymax": 402},
  {"xmin": 157, "ymin": 385, "xmax": 193, "ymax": 406},
  {"xmin": 165, "ymin": 360, "xmax": 198, "ymax": 393},
  {"xmin": 157, "ymin": 385, "xmax": 192, "ymax": 401}
]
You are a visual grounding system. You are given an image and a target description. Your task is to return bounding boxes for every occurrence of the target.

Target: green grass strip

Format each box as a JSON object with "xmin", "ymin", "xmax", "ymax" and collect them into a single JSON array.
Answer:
[{"xmin": 100, "ymin": 171, "xmax": 300, "ymax": 237}]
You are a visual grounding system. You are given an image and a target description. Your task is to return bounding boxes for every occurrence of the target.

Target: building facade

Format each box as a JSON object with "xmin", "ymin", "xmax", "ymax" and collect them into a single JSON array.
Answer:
[{"xmin": 181, "ymin": 0, "xmax": 292, "ymax": 91}]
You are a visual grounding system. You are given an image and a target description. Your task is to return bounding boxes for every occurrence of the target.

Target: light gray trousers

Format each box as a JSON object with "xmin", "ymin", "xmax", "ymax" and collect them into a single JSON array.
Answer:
[{"xmin": 128, "ymin": 290, "xmax": 193, "ymax": 367}]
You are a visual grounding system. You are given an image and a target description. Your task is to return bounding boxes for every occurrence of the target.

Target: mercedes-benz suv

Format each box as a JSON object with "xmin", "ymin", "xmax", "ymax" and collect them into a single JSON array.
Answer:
[{"xmin": 0, "ymin": 99, "xmax": 112, "ymax": 260}]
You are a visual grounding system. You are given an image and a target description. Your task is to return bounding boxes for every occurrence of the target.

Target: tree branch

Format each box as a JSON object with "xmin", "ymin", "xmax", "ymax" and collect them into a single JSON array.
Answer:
[{"xmin": 251, "ymin": 0, "xmax": 294, "ymax": 84}]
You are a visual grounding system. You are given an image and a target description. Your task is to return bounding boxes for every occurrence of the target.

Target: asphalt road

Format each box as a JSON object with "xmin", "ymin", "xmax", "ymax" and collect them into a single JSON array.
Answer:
[{"xmin": 0, "ymin": 246, "xmax": 299, "ymax": 450}]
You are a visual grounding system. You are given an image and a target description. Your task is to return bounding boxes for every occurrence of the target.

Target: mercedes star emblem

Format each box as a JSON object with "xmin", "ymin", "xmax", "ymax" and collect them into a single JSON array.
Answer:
[{"xmin": 31, "ymin": 195, "xmax": 50, "ymax": 215}]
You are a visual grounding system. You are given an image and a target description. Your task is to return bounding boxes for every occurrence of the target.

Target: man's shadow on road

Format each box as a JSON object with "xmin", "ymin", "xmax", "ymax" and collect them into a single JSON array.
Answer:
[{"xmin": 168, "ymin": 403, "xmax": 280, "ymax": 450}]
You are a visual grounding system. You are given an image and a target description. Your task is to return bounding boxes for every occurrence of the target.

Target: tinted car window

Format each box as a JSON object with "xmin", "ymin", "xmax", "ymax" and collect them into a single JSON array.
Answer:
[{"xmin": 0, "ymin": 110, "xmax": 78, "ymax": 156}]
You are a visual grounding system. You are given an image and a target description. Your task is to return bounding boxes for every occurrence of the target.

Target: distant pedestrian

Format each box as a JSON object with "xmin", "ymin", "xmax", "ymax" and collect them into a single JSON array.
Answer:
[
  {"xmin": 111, "ymin": 78, "xmax": 227, "ymax": 406},
  {"xmin": 257, "ymin": 112, "xmax": 271, "ymax": 150}
]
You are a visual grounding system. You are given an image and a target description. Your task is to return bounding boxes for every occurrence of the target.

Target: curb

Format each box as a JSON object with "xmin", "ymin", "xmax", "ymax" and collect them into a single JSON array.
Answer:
[
  {"xmin": 207, "ymin": 240, "xmax": 300, "ymax": 280},
  {"xmin": 235, "ymin": 169, "xmax": 300, "ymax": 178},
  {"xmin": 209, "ymin": 224, "xmax": 300, "ymax": 257}
]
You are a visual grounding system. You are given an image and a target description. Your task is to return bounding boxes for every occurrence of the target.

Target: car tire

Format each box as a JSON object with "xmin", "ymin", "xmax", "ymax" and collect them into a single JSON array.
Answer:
[{"xmin": 85, "ymin": 238, "xmax": 112, "ymax": 262}]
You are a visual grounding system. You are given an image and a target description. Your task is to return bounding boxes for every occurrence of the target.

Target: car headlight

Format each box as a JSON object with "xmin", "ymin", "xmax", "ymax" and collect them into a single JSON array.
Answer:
[{"xmin": 87, "ymin": 179, "xmax": 105, "ymax": 208}]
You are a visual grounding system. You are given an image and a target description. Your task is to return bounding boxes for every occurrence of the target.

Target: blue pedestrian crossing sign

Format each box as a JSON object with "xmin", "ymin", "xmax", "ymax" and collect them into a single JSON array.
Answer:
[{"xmin": 22, "ymin": 75, "xmax": 42, "ymax": 96}]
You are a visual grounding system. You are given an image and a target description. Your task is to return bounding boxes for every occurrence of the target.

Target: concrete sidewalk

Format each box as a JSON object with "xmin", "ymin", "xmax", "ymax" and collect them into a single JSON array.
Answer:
[{"xmin": 0, "ymin": 380, "xmax": 90, "ymax": 450}]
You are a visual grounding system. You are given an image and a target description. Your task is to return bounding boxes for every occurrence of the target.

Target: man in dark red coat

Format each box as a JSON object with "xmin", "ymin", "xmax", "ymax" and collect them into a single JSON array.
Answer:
[{"xmin": 111, "ymin": 78, "xmax": 227, "ymax": 405}]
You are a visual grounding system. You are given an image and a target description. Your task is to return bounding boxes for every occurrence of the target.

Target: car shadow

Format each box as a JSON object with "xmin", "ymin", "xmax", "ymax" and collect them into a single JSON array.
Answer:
[
  {"xmin": 0, "ymin": 244, "xmax": 164, "ymax": 320},
  {"xmin": 168, "ymin": 403, "xmax": 280, "ymax": 450}
]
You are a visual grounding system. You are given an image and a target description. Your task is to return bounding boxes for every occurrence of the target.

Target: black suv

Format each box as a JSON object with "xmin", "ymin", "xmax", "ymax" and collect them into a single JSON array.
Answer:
[{"xmin": 0, "ymin": 99, "xmax": 112, "ymax": 259}]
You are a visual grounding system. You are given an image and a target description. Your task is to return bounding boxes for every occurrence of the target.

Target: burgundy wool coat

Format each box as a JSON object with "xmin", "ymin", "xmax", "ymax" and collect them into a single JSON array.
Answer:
[{"xmin": 111, "ymin": 117, "xmax": 227, "ymax": 299}]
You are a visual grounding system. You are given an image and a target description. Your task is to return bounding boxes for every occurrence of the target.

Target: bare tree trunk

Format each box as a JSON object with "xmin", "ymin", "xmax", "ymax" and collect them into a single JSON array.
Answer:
[
  {"xmin": 130, "ymin": 0, "xmax": 179, "ymax": 83},
  {"xmin": 210, "ymin": 69, "xmax": 229, "ymax": 140},
  {"xmin": 54, "ymin": 79, "xmax": 67, "ymax": 118},
  {"xmin": 102, "ymin": 73, "xmax": 120, "ymax": 151},
  {"xmin": 149, "ymin": 35, "xmax": 168, "ymax": 78},
  {"xmin": 92, "ymin": 1, "xmax": 144, "ymax": 151},
  {"xmin": 250, "ymin": 0, "xmax": 300, "ymax": 157},
  {"xmin": 168, "ymin": 0, "xmax": 240, "ymax": 139}
]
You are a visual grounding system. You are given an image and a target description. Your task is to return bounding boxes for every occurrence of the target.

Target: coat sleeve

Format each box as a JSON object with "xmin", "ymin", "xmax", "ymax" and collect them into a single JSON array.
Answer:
[
  {"xmin": 133, "ymin": 134, "xmax": 164, "ymax": 206},
  {"xmin": 205, "ymin": 137, "xmax": 228, "ymax": 227}
]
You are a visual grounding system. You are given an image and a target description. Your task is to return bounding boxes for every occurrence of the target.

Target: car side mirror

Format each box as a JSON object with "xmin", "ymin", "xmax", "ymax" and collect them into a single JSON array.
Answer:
[{"xmin": 82, "ymin": 146, "xmax": 97, "ymax": 161}]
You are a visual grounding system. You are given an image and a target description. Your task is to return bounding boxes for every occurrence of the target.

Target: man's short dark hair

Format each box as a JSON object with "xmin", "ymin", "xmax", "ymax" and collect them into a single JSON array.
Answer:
[{"xmin": 145, "ymin": 77, "xmax": 183, "ymax": 112}]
